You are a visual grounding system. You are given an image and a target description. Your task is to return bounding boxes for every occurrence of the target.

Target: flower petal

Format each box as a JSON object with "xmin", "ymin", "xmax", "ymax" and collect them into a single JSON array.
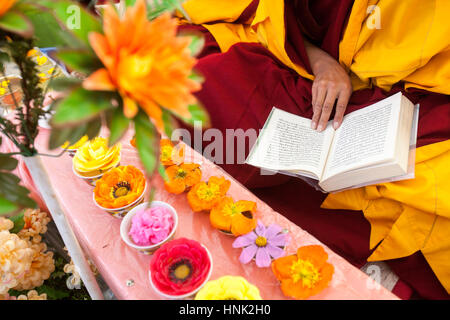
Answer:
[
  {"xmin": 83, "ymin": 68, "xmax": 115, "ymax": 91},
  {"xmin": 255, "ymin": 247, "xmax": 272, "ymax": 268},
  {"xmin": 239, "ymin": 245, "xmax": 257, "ymax": 264},
  {"xmin": 232, "ymin": 232, "xmax": 257, "ymax": 248},
  {"xmin": 268, "ymin": 233, "xmax": 288, "ymax": 247},
  {"xmin": 265, "ymin": 224, "xmax": 283, "ymax": 239},
  {"xmin": 265, "ymin": 244, "xmax": 286, "ymax": 259},
  {"xmin": 254, "ymin": 220, "xmax": 266, "ymax": 237}
]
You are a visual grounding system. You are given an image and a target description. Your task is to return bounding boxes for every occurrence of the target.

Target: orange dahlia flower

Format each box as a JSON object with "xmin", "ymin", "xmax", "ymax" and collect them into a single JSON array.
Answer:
[
  {"xmin": 94, "ymin": 165, "xmax": 146, "ymax": 209},
  {"xmin": 160, "ymin": 139, "xmax": 185, "ymax": 166},
  {"xmin": 0, "ymin": 0, "xmax": 16, "ymax": 17},
  {"xmin": 83, "ymin": 0, "xmax": 201, "ymax": 131},
  {"xmin": 271, "ymin": 245, "xmax": 334, "ymax": 300},
  {"xmin": 210, "ymin": 197, "xmax": 257, "ymax": 236},
  {"xmin": 187, "ymin": 176, "xmax": 230, "ymax": 212},
  {"xmin": 164, "ymin": 163, "xmax": 202, "ymax": 194}
]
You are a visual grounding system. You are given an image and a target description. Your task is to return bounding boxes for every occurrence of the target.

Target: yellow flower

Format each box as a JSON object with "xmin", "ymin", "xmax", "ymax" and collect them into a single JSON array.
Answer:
[
  {"xmin": 61, "ymin": 135, "xmax": 89, "ymax": 150},
  {"xmin": 195, "ymin": 276, "xmax": 262, "ymax": 300},
  {"xmin": 83, "ymin": 0, "xmax": 201, "ymax": 131},
  {"xmin": 0, "ymin": 0, "xmax": 16, "ymax": 17},
  {"xmin": 17, "ymin": 290, "xmax": 47, "ymax": 300},
  {"xmin": 73, "ymin": 137, "xmax": 121, "ymax": 176}
]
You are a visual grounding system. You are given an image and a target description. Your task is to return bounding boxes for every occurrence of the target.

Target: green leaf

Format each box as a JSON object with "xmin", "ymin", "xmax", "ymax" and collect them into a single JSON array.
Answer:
[
  {"xmin": 0, "ymin": 172, "xmax": 36, "ymax": 209},
  {"xmin": 36, "ymin": 285, "xmax": 70, "ymax": 300},
  {"xmin": 56, "ymin": 49, "xmax": 102, "ymax": 75},
  {"xmin": 179, "ymin": 103, "xmax": 211, "ymax": 128},
  {"xmin": 124, "ymin": 0, "xmax": 137, "ymax": 7},
  {"xmin": 0, "ymin": 154, "xmax": 18, "ymax": 171},
  {"xmin": 21, "ymin": 4, "xmax": 76, "ymax": 47},
  {"xmin": 48, "ymin": 122, "xmax": 89, "ymax": 150},
  {"xmin": 147, "ymin": 0, "xmax": 187, "ymax": 20},
  {"xmin": 178, "ymin": 31, "xmax": 205, "ymax": 57},
  {"xmin": 161, "ymin": 109, "xmax": 175, "ymax": 138},
  {"xmin": 9, "ymin": 212, "xmax": 25, "ymax": 234},
  {"xmin": 85, "ymin": 117, "xmax": 102, "ymax": 140},
  {"xmin": 134, "ymin": 110, "xmax": 158, "ymax": 175},
  {"xmin": 49, "ymin": 77, "xmax": 82, "ymax": 92},
  {"xmin": 107, "ymin": 108, "xmax": 130, "ymax": 147},
  {"xmin": 0, "ymin": 197, "xmax": 18, "ymax": 216},
  {"xmin": 188, "ymin": 70, "xmax": 205, "ymax": 83},
  {"xmin": 0, "ymin": 11, "xmax": 34, "ymax": 38},
  {"xmin": 52, "ymin": 87, "xmax": 114, "ymax": 126},
  {"xmin": 30, "ymin": 0, "xmax": 102, "ymax": 48},
  {"xmin": 158, "ymin": 162, "xmax": 168, "ymax": 182}
]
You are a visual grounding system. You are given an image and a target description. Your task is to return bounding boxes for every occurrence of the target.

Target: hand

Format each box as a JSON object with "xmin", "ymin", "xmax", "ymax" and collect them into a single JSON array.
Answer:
[{"xmin": 305, "ymin": 41, "xmax": 352, "ymax": 131}]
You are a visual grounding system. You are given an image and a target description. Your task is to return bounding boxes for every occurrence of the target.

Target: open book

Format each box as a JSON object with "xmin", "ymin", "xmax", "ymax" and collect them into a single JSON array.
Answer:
[{"xmin": 246, "ymin": 92, "xmax": 419, "ymax": 193}]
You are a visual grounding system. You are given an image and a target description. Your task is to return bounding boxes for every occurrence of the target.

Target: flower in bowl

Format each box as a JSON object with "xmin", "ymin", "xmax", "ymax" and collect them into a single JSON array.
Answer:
[
  {"xmin": 72, "ymin": 137, "xmax": 121, "ymax": 185},
  {"xmin": 93, "ymin": 165, "xmax": 146, "ymax": 218},
  {"xmin": 120, "ymin": 201, "xmax": 178, "ymax": 254},
  {"xmin": 232, "ymin": 220, "xmax": 288, "ymax": 267},
  {"xmin": 149, "ymin": 238, "xmax": 212, "ymax": 299},
  {"xmin": 195, "ymin": 275, "xmax": 262, "ymax": 300}
]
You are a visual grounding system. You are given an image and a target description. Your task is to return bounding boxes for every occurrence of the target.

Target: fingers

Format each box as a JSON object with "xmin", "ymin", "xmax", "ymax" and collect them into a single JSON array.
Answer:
[
  {"xmin": 333, "ymin": 88, "xmax": 351, "ymax": 129},
  {"xmin": 317, "ymin": 87, "xmax": 337, "ymax": 132},
  {"xmin": 311, "ymin": 81, "xmax": 327, "ymax": 129}
]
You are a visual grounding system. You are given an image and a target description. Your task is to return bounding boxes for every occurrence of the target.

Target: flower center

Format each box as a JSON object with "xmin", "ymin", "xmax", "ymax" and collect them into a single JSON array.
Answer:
[
  {"xmin": 112, "ymin": 181, "xmax": 131, "ymax": 198},
  {"xmin": 160, "ymin": 146, "xmax": 173, "ymax": 162},
  {"xmin": 255, "ymin": 236, "xmax": 267, "ymax": 247},
  {"xmin": 196, "ymin": 183, "xmax": 220, "ymax": 201},
  {"xmin": 290, "ymin": 259, "xmax": 321, "ymax": 288},
  {"xmin": 176, "ymin": 168, "xmax": 187, "ymax": 179},
  {"xmin": 169, "ymin": 259, "xmax": 193, "ymax": 283}
]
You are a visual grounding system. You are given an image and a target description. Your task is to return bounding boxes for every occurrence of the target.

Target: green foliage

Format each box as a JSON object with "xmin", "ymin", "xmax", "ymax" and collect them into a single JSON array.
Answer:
[
  {"xmin": 8, "ymin": 211, "xmax": 25, "ymax": 233},
  {"xmin": 0, "ymin": 11, "xmax": 33, "ymax": 38},
  {"xmin": 106, "ymin": 106, "xmax": 131, "ymax": 147},
  {"xmin": 134, "ymin": 110, "xmax": 158, "ymax": 175},
  {"xmin": 56, "ymin": 49, "xmax": 102, "ymax": 75},
  {"xmin": 146, "ymin": 0, "xmax": 187, "ymax": 20},
  {"xmin": 29, "ymin": 0, "xmax": 102, "ymax": 49},
  {"xmin": 48, "ymin": 116, "xmax": 101, "ymax": 149},
  {"xmin": 51, "ymin": 87, "xmax": 115, "ymax": 126}
]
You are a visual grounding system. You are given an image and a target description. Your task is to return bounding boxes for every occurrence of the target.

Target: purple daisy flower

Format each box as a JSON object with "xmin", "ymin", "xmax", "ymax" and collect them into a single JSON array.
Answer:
[{"xmin": 232, "ymin": 220, "xmax": 289, "ymax": 268}]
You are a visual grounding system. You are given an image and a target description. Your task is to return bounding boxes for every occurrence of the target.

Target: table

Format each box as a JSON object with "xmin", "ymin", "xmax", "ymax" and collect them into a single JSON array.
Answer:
[{"xmin": 26, "ymin": 129, "xmax": 398, "ymax": 300}]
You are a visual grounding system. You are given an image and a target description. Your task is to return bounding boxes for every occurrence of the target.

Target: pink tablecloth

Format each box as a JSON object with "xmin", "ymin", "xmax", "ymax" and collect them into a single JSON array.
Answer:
[{"xmin": 25, "ymin": 129, "xmax": 398, "ymax": 300}]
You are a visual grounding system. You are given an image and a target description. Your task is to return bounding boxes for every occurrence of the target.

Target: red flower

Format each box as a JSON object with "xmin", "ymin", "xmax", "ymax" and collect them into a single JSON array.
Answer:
[{"xmin": 150, "ymin": 238, "xmax": 211, "ymax": 296}]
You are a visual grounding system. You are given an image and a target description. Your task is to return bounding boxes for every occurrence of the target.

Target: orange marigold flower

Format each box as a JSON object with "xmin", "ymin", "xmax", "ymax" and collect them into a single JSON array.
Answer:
[
  {"xmin": 271, "ymin": 245, "xmax": 334, "ymax": 300},
  {"xmin": 187, "ymin": 176, "xmax": 230, "ymax": 212},
  {"xmin": 82, "ymin": 0, "xmax": 201, "ymax": 131},
  {"xmin": 94, "ymin": 165, "xmax": 146, "ymax": 209},
  {"xmin": 0, "ymin": 0, "xmax": 16, "ymax": 17},
  {"xmin": 210, "ymin": 197, "xmax": 257, "ymax": 236},
  {"xmin": 164, "ymin": 163, "xmax": 202, "ymax": 194},
  {"xmin": 160, "ymin": 139, "xmax": 185, "ymax": 166}
]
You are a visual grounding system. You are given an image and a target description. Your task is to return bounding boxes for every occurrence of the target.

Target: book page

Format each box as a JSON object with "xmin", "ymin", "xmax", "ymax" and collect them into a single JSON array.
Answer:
[
  {"xmin": 246, "ymin": 108, "xmax": 335, "ymax": 178},
  {"xmin": 322, "ymin": 93, "xmax": 401, "ymax": 180}
]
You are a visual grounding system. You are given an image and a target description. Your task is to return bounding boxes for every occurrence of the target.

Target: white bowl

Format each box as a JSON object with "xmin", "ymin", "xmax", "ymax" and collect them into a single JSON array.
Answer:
[
  {"xmin": 72, "ymin": 159, "xmax": 121, "ymax": 187},
  {"xmin": 120, "ymin": 201, "xmax": 178, "ymax": 254},
  {"xmin": 149, "ymin": 244, "xmax": 213, "ymax": 300},
  {"xmin": 93, "ymin": 181, "xmax": 147, "ymax": 219}
]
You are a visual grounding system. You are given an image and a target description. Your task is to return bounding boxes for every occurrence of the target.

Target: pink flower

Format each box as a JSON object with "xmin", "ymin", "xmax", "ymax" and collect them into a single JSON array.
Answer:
[
  {"xmin": 129, "ymin": 206, "xmax": 174, "ymax": 246},
  {"xmin": 150, "ymin": 238, "xmax": 211, "ymax": 296},
  {"xmin": 232, "ymin": 220, "xmax": 289, "ymax": 268}
]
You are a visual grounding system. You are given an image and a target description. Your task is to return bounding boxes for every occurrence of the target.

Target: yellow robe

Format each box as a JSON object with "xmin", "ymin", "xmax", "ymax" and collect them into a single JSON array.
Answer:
[
  {"xmin": 182, "ymin": 0, "xmax": 450, "ymax": 293},
  {"xmin": 322, "ymin": 140, "xmax": 450, "ymax": 293}
]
